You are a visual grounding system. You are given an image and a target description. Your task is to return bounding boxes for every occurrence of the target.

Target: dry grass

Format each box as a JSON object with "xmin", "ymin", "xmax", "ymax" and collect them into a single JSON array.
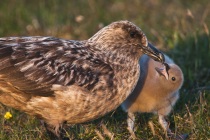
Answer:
[{"xmin": 0, "ymin": 0, "xmax": 209, "ymax": 139}]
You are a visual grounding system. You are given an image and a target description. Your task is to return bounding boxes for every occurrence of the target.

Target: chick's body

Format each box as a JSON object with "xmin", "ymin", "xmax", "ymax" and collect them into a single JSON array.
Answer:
[
  {"xmin": 0, "ymin": 21, "xmax": 164, "ymax": 139},
  {"xmin": 121, "ymin": 54, "xmax": 184, "ymax": 138}
]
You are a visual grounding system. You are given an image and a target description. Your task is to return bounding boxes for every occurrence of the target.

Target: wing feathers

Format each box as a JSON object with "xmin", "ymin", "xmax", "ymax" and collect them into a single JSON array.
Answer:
[{"xmin": 0, "ymin": 37, "xmax": 114, "ymax": 96}]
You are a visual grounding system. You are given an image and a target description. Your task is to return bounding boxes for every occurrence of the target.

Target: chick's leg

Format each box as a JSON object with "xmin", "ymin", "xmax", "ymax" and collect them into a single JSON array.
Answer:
[
  {"xmin": 127, "ymin": 112, "xmax": 137, "ymax": 139},
  {"xmin": 158, "ymin": 115, "xmax": 172, "ymax": 135},
  {"xmin": 159, "ymin": 115, "xmax": 189, "ymax": 140}
]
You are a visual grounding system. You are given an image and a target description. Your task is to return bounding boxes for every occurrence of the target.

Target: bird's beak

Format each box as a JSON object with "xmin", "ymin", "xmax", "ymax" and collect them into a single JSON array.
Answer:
[
  {"xmin": 141, "ymin": 42, "xmax": 165, "ymax": 64},
  {"xmin": 155, "ymin": 64, "xmax": 169, "ymax": 80}
]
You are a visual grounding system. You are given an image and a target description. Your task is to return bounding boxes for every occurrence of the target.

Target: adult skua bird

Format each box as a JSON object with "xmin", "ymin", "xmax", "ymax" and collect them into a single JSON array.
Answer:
[{"xmin": 0, "ymin": 21, "xmax": 164, "ymax": 139}]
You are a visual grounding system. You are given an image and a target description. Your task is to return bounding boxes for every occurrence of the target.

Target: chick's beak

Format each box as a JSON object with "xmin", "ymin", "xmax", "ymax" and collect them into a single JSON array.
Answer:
[
  {"xmin": 155, "ymin": 63, "xmax": 170, "ymax": 80},
  {"xmin": 155, "ymin": 67, "xmax": 169, "ymax": 80},
  {"xmin": 141, "ymin": 42, "xmax": 165, "ymax": 64}
]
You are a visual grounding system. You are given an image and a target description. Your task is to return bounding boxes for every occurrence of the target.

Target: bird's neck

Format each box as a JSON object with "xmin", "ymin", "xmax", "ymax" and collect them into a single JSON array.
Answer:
[
  {"xmin": 87, "ymin": 41, "xmax": 141, "ymax": 68},
  {"xmin": 87, "ymin": 42, "xmax": 141, "ymax": 104}
]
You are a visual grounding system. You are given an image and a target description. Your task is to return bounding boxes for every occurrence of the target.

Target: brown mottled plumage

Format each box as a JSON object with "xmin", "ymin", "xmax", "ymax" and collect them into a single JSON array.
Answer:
[
  {"xmin": 121, "ymin": 54, "xmax": 184, "ymax": 139},
  {"xmin": 0, "ymin": 21, "xmax": 164, "ymax": 139}
]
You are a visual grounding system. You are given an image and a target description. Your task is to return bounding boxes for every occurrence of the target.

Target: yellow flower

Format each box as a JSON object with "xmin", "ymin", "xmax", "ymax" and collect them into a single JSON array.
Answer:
[{"xmin": 4, "ymin": 112, "xmax": 12, "ymax": 119}]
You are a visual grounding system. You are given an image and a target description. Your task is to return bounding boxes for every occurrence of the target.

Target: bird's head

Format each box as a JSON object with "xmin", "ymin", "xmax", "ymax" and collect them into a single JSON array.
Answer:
[
  {"xmin": 88, "ymin": 20, "xmax": 165, "ymax": 63},
  {"xmin": 156, "ymin": 63, "xmax": 184, "ymax": 92}
]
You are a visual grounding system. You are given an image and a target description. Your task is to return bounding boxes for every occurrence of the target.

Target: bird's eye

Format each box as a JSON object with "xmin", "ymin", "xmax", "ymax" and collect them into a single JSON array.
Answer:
[
  {"xmin": 130, "ymin": 31, "xmax": 136, "ymax": 38},
  {"xmin": 171, "ymin": 77, "xmax": 176, "ymax": 81}
]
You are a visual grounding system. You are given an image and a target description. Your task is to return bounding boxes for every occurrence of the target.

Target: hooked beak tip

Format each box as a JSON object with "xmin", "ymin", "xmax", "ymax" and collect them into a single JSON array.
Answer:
[{"xmin": 144, "ymin": 43, "xmax": 165, "ymax": 64}]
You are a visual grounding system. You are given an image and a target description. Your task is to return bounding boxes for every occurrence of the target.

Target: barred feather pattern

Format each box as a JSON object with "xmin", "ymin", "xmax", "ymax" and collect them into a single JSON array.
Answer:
[{"xmin": 0, "ymin": 37, "xmax": 113, "ymax": 96}]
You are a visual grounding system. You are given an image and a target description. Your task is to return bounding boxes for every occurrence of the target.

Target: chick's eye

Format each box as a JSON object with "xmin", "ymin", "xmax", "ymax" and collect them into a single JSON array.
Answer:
[
  {"xmin": 171, "ymin": 77, "xmax": 176, "ymax": 81},
  {"xmin": 130, "ymin": 31, "xmax": 136, "ymax": 38}
]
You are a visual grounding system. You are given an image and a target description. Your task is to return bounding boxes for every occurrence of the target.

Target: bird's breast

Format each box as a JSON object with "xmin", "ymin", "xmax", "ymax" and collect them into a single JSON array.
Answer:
[{"xmin": 25, "ymin": 65, "xmax": 140, "ymax": 124}]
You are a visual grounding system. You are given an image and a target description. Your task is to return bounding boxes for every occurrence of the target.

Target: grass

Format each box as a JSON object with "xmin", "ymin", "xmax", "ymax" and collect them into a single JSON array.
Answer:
[{"xmin": 0, "ymin": 0, "xmax": 210, "ymax": 139}]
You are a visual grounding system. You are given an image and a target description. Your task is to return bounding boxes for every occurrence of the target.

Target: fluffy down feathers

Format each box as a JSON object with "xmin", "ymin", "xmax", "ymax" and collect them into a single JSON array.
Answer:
[{"xmin": 121, "ymin": 54, "xmax": 184, "ymax": 139}]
